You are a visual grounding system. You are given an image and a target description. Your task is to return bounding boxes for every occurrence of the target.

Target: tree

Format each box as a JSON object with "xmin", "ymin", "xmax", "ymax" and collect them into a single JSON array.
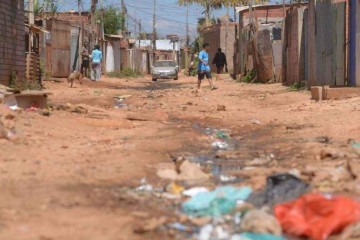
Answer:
[
  {"xmin": 97, "ymin": 6, "xmax": 126, "ymax": 35},
  {"xmin": 178, "ymin": 0, "xmax": 222, "ymax": 26},
  {"xmin": 197, "ymin": 17, "xmax": 216, "ymax": 33},
  {"xmin": 139, "ymin": 32, "xmax": 147, "ymax": 40},
  {"xmin": 34, "ymin": 0, "xmax": 61, "ymax": 16},
  {"xmin": 179, "ymin": 0, "xmax": 267, "ymax": 27}
]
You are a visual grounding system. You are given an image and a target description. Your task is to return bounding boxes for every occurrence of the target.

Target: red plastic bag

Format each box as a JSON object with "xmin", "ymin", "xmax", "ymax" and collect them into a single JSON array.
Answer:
[{"xmin": 275, "ymin": 194, "xmax": 360, "ymax": 240}]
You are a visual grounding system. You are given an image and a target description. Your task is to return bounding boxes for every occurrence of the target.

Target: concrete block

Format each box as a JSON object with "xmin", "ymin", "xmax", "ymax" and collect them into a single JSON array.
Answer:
[
  {"xmin": 4, "ymin": 90, "xmax": 52, "ymax": 109},
  {"xmin": 323, "ymin": 87, "xmax": 360, "ymax": 100},
  {"xmin": 311, "ymin": 86, "xmax": 323, "ymax": 101}
]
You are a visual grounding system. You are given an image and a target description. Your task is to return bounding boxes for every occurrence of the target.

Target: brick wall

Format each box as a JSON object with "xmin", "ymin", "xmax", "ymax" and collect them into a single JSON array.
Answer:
[
  {"xmin": 202, "ymin": 23, "xmax": 238, "ymax": 72},
  {"xmin": 40, "ymin": 12, "xmax": 91, "ymax": 26},
  {"xmin": 0, "ymin": 0, "xmax": 25, "ymax": 86}
]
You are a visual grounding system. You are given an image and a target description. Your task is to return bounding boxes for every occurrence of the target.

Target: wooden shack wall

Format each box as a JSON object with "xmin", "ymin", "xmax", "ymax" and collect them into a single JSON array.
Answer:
[
  {"xmin": 313, "ymin": 0, "xmax": 346, "ymax": 86},
  {"xmin": 283, "ymin": 2, "xmax": 345, "ymax": 87},
  {"xmin": 283, "ymin": 7, "xmax": 306, "ymax": 85},
  {"xmin": 0, "ymin": 0, "xmax": 25, "ymax": 86},
  {"xmin": 46, "ymin": 19, "xmax": 71, "ymax": 78}
]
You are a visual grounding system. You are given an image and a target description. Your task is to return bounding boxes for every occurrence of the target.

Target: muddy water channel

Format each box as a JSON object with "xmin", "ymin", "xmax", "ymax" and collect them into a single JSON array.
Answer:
[{"xmin": 174, "ymin": 119, "xmax": 304, "ymax": 184}]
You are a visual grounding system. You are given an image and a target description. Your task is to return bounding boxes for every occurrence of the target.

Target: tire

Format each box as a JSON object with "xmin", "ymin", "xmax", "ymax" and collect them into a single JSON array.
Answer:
[
  {"xmin": 152, "ymin": 78, "xmax": 157, "ymax": 82},
  {"xmin": 174, "ymin": 76, "xmax": 178, "ymax": 81}
]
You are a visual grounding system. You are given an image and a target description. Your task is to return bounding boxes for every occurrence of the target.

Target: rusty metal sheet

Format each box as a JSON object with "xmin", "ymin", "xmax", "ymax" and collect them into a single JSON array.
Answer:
[{"xmin": 334, "ymin": 2, "xmax": 346, "ymax": 85}]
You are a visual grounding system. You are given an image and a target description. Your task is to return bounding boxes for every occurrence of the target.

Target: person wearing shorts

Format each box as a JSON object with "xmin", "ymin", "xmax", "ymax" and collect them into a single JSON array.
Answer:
[
  {"xmin": 197, "ymin": 43, "xmax": 217, "ymax": 92},
  {"xmin": 81, "ymin": 42, "xmax": 90, "ymax": 77}
]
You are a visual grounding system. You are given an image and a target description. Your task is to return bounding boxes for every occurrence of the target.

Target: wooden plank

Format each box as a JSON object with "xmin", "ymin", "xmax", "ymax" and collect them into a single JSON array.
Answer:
[
  {"xmin": 307, "ymin": 0, "xmax": 317, "ymax": 87},
  {"xmin": 315, "ymin": 0, "xmax": 335, "ymax": 86},
  {"xmin": 298, "ymin": 7, "xmax": 306, "ymax": 82},
  {"xmin": 273, "ymin": 40, "xmax": 282, "ymax": 83},
  {"xmin": 334, "ymin": 2, "xmax": 346, "ymax": 85},
  {"xmin": 355, "ymin": 0, "xmax": 360, "ymax": 86},
  {"xmin": 303, "ymin": 9, "xmax": 309, "ymax": 82}
]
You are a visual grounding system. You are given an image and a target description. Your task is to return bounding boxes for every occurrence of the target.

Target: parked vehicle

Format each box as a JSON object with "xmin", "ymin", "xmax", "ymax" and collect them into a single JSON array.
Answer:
[{"xmin": 151, "ymin": 60, "xmax": 179, "ymax": 81}]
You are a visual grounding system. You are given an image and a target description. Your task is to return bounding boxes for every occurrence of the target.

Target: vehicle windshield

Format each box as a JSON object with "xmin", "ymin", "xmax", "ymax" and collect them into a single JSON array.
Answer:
[{"xmin": 154, "ymin": 61, "xmax": 176, "ymax": 67}]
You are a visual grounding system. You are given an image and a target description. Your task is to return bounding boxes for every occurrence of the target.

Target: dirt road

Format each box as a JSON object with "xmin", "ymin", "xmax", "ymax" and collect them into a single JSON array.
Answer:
[{"xmin": 1, "ymin": 75, "xmax": 360, "ymax": 240}]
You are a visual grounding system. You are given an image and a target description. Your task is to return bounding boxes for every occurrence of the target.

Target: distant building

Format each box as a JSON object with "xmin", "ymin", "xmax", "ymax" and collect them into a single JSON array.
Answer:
[
  {"xmin": 136, "ymin": 39, "xmax": 182, "ymax": 64},
  {"xmin": 0, "ymin": 0, "xmax": 25, "ymax": 86}
]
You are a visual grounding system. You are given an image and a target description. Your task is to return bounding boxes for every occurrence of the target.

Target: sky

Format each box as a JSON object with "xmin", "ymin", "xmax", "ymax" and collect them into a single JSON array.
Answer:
[{"xmin": 47, "ymin": 0, "xmax": 229, "ymax": 40}]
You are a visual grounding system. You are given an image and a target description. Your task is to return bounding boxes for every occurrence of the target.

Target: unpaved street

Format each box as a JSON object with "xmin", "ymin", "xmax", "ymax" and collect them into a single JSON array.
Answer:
[{"xmin": 1, "ymin": 75, "xmax": 360, "ymax": 240}]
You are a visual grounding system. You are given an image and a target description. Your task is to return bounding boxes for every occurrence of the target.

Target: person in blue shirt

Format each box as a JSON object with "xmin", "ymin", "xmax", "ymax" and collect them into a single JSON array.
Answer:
[
  {"xmin": 197, "ymin": 43, "xmax": 217, "ymax": 92},
  {"xmin": 91, "ymin": 45, "xmax": 103, "ymax": 81}
]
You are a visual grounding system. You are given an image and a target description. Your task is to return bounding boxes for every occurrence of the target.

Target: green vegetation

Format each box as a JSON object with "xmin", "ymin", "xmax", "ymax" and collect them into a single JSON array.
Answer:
[
  {"xmin": 178, "ymin": 0, "xmax": 222, "ymax": 26},
  {"xmin": 97, "ymin": 6, "xmax": 126, "ymax": 35},
  {"xmin": 22, "ymin": 81, "xmax": 43, "ymax": 91},
  {"xmin": 107, "ymin": 68, "xmax": 143, "ymax": 78},
  {"xmin": 40, "ymin": 61, "xmax": 51, "ymax": 80},
  {"xmin": 288, "ymin": 81, "xmax": 306, "ymax": 91},
  {"xmin": 9, "ymin": 71, "xmax": 42, "ymax": 91},
  {"xmin": 190, "ymin": 56, "xmax": 199, "ymax": 77},
  {"xmin": 34, "ymin": 0, "xmax": 61, "ymax": 15},
  {"xmin": 242, "ymin": 70, "xmax": 256, "ymax": 83}
]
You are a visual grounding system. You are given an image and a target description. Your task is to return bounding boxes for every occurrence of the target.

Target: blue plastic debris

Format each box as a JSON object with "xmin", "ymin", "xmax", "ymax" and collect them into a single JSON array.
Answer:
[
  {"xmin": 231, "ymin": 233, "xmax": 285, "ymax": 240},
  {"xmin": 352, "ymin": 142, "xmax": 360, "ymax": 149},
  {"xmin": 182, "ymin": 186, "xmax": 252, "ymax": 217}
]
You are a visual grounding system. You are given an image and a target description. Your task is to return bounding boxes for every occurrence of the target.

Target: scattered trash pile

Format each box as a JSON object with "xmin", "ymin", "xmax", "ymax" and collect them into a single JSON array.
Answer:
[
  {"xmin": 114, "ymin": 95, "xmax": 131, "ymax": 109},
  {"xmin": 135, "ymin": 133, "xmax": 360, "ymax": 240},
  {"xmin": 0, "ymin": 106, "xmax": 17, "ymax": 141},
  {"xmin": 0, "ymin": 84, "xmax": 12, "ymax": 104},
  {"xmin": 55, "ymin": 103, "xmax": 88, "ymax": 114}
]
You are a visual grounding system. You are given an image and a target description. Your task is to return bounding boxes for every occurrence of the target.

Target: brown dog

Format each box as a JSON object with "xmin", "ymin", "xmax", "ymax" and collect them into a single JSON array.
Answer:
[{"xmin": 67, "ymin": 71, "xmax": 83, "ymax": 88}]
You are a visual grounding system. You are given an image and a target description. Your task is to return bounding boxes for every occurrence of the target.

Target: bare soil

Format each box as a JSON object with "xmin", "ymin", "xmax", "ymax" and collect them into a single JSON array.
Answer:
[{"xmin": 1, "ymin": 75, "xmax": 360, "ymax": 240}]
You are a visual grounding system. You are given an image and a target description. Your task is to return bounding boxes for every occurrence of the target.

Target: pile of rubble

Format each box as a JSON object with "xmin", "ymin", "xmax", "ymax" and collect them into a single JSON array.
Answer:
[{"xmin": 0, "ymin": 106, "xmax": 17, "ymax": 141}]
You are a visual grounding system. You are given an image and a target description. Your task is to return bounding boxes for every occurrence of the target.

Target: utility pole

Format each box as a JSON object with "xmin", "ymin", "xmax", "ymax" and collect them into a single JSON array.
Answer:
[
  {"xmin": 134, "ymin": 11, "xmax": 137, "ymax": 38},
  {"xmin": 186, "ymin": 9, "xmax": 189, "ymax": 47},
  {"xmin": 78, "ymin": 0, "xmax": 82, "ymax": 16},
  {"xmin": 121, "ymin": 0, "xmax": 128, "ymax": 34},
  {"xmin": 185, "ymin": 8, "xmax": 190, "ymax": 73},
  {"xmin": 139, "ymin": 19, "xmax": 142, "ymax": 47},
  {"xmin": 152, "ymin": 0, "xmax": 157, "ymax": 64},
  {"xmin": 225, "ymin": 7, "xmax": 229, "ymax": 57},
  {"xmin": 100, "ymin": 0, "xmax": 104, "ymax": 40}
]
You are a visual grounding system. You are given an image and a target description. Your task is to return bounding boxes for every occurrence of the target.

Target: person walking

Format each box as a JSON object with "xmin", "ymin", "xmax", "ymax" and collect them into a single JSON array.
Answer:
[
  {"xmin": 212, "ymin": 48, "xmax": 228, "ymax": 81},
  {"xmin": 197, "ymin": 43, "xmax": 217, "ymax": 93},
  {"xmin": 80, "ymin": 41, "xmax": 90, "ymax": 78},
  {"xmin": 91, "ymin": 45, "xmax": 103, "ymax": 81}
]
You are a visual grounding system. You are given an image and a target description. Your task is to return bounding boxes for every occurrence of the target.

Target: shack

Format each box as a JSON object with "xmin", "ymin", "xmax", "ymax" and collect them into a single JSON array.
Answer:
[
  {"xmin": 0, "ymin": 0, "xmax": 26, "ymax": 86},
  {"xmin": 236, "ymin": 4, "xmax": 293, "ymax": 83},
  {"xmin": 104, "ymin": 34, "xmax": 122, "ymax": 73},
  {"xmin": 283, "ymin": 1, "xmax": 346, "ymax": 88},
  {"xmin": 36, "ymin": 11, "xmax": 100, "ymax": 78}
]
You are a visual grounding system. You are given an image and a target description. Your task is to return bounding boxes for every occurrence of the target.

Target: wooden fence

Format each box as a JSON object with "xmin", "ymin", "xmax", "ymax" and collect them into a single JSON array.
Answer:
[{"xmin": 283, "ymin": 2, "xmax": 346, "ymax": 87}]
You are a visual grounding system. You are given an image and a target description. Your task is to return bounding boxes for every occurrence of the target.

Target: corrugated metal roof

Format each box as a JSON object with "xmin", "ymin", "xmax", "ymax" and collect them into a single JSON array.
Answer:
[
  {"xmin": 236, "ymin": 4, "xmax": 293, "ymax": 12},
  {"xmin": 105, "ymin": 34, "xmax": 123, "ymax": 39}
]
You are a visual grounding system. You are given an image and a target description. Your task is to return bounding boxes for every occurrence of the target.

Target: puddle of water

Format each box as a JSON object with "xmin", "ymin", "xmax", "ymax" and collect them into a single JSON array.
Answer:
[{"xmin": 185, "ymin": 123, "xmax": 301, "ymax": 184}]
